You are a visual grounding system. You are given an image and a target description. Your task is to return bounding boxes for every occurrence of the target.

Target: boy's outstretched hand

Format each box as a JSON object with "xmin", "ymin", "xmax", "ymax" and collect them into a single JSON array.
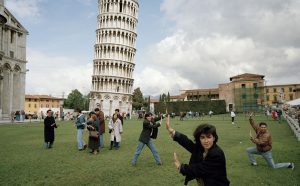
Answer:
[
  {"xmin": 166, "ymin": 115, "xmax": 174, "ymax": 134},
  {"xmin": 174, "ymin": 152, "xmax": 181, "ymax": 170}
]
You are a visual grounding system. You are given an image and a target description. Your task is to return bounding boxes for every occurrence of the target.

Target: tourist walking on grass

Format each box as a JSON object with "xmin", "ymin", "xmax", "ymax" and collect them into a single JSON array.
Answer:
[
  {"xmin": 44, "ymin": 110, "xmax": 57, "ymax": 149},
  {"xmin": 75, "ymin": 110, "xmax": 87, "ymax": 151},
  {"xmin": 95, "ymin": 108, "xmax": 105, "ymax": 149},
  {"xmin": 108, "ymin": 113, "xmax": 123, "ymax": 150},
  {"xmin": 208, "ymin": 110, "xmax": 213, "ymax": 117},
  {"xmin": 131, "ymin": 113, "xmax": 162, "ymax": 166},
  {"xmin": 230, "ymin": 110, "xmax": 236, "ymax": 125},
  {"xmin": 115, "ymin": 109, "xmax": 124, "ymax": 125},
  {"xmin": 166, "ymin": 115, "xmax": 230, "ymax": 186},
  {"xmin": 87, "ymin": 112, "xmax": 100, "ymax": 155},
  {"xmin": 246, "ymin": 112, "xmax": 294, "ymax": 169}
]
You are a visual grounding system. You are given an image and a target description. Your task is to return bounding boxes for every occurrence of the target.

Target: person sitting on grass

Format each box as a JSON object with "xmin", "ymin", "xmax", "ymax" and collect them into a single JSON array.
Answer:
[
  {"xmin": 246, "ymin": 112, "xmax": 294, "ymax": 169},
  {"xmin": 166, "ymin": 115, "xmax": 230, "ymax": 186}
]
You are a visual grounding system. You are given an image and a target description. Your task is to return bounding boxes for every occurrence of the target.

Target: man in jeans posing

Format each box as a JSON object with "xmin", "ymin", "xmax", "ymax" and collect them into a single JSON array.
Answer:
[
  {"xmin": 246, "ymin": 113, "xmax": 294, "ymax": 169},
  {"xmin": 131, "ymin": 113, "xmax": 162, "ymax": 166},
  {"xmin": 75, "ymin": 110, "xmax": 87, "ymax": 151}
]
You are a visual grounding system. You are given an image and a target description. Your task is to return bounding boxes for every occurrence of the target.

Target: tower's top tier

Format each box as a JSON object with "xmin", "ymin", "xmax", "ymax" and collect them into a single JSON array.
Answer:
[{"xmin": 98, "ymin": 0, "xmax": 139, "ymax": 19}]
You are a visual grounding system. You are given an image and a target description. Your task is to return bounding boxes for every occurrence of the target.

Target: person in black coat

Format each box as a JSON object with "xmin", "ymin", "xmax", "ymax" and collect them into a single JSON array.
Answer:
[
  {"xmin": 44, "ymin": 110, "xmax": 57, "ymax": 149},
  {"xmin": 166, "ymin": 115, "xmax": 230, "ymax": 186},
  {"xmin": 131, "ymin": 113, "xmax": 162, "ymax": 166}
]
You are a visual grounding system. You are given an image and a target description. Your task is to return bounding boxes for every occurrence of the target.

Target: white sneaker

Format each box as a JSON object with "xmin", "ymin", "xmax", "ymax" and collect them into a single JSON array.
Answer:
[{"xmin": 288, "ymin": 163, "xmax": 295, "ymax": 170}]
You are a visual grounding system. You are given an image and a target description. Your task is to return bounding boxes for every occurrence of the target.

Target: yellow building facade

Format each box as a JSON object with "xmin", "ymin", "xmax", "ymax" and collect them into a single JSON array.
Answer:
[
  {"xmin": 265, "ymin": 84, "xmax": 300, "ymax": 106},
  {"xmin": 24, "ymin": 95, "xmax": 63, "ymax": 114}
]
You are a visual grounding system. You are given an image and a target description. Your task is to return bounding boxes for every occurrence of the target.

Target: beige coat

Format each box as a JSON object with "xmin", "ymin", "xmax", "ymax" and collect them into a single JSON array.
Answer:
[{"xmin": 108, "ymin": 118, "xmax": 123, "ymax": 142}]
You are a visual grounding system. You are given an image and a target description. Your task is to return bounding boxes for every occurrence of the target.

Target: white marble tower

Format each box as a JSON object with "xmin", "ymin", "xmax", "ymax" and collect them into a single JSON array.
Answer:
[
  {"xmin": 0, "ymin": 0, "xmax": 28, "ymax": 120},
  {"xmin": 89, "ymin": 0, "xmax": 139, "ymax": 117}
]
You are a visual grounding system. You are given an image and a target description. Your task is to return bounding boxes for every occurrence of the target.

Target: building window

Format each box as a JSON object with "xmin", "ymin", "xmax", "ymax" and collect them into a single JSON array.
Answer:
[
  {"xmin": 266, "ymin": 95, "xmax": 269, "ymax": 101},
  {"xmin": 266, "ymin": 88, "xmax": 269, "ymax": 93},
  {"xmin": 289, "ymin": 94, "xmax": 293, "ymax": 100},
  {"xmin": 254, "ymin": 94, "xmax": 258, "ymax": 99},
  {"xmin": 34, "ymin": 99, "xmax": 37, "ymax": 102},
  {"xmin": 9, "ymin": 51, "xmax": 14, "ymax": 58},
  {"xmin": 119, "ymin": 2, "xmax": 123, "ymax": 12},
  {"xmin": 34, "ymin": 104, "xmax": 37, "ymax": 108},
  {"xmin": 253, "ymin": 83, "xmax": 257, "ymax": 89},
  {"xmin": 289, "ymin": 87, "xmax": 293, "ymax": 92},
  {"xmin": 273, "ymin": 95, "xmax": 277, "ymax": 101},
  {"xmin": 241, "ymin": 84, "xmax": 246, "ymax": 88},
  {"xmin": 11, "ymin": 30, "xmax": 15, "ymax": 43},
  {"xmin": 273, "ymin": 88, "xmax": 277, "ymax": 93},
  {"xmin": 29, "ymin": 98, "xmax": 31, "ymax": 101},
  {"xmin": 46, "ymin": 100, "xmax": 49, "ymax": 102},
  {"xmin": 28, "ymin": 104, "xmax": 31, "ymax": 108},
  {"xmin": 242, "ymin": 94, "xmax": 246, "ymax": 99},
  {"xmin": 281, "ymin": 88, "xmax": 284, "ymax": 92}
]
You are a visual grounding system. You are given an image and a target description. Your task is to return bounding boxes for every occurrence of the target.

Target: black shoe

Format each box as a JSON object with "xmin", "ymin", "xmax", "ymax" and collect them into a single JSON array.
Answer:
[{"xmin": 83, "ymin": 144, "xmax": 87, "ymax": 150}]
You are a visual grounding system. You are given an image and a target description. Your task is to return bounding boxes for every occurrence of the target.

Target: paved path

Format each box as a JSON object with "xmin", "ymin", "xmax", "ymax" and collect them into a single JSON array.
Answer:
[{"xmin": 0, "ymin": 119, "xmax": 41, "ymax": 125}]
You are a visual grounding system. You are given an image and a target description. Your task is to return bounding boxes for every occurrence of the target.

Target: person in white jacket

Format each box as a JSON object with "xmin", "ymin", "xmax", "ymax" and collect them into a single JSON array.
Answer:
[
  {"xmin": 108, "ymin": 113, "xmax": 123, "ymax": 150},
  {"xmin": 230, "ymin": 110, "xmax": 236, "ymax": 125}
]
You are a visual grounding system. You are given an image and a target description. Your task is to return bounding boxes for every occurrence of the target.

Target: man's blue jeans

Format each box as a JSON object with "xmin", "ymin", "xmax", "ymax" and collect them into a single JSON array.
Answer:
[
  {"xmin": 77, "ymin": 129, "xmax": 86, "ymax": 149},
  {"xmin": 99, "ymin": 134, "xmax": 104, "ymax": 149},
  {"xmin": 131, "ymin": 139, "xmax": 161, "ymax": 165},
  {"xmin": 246, "ymin": 146, "xmax": 290, "ymax": 168}
]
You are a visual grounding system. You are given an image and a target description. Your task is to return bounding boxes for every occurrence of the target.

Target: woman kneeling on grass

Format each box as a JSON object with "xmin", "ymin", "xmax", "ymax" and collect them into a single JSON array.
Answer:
[{"xmin": 166, "ymin": 115, "xmax": 230, "ymax": 186}]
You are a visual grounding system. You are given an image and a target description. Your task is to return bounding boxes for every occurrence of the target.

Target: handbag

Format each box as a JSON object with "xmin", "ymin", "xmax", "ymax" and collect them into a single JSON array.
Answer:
[{"xmin": 89, "ymin": 130, "xmax": 99, "ymax": 138}]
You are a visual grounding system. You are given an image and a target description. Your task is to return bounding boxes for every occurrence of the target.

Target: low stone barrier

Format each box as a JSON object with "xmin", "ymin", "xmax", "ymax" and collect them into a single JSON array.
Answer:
[{"xmin": 283, "ymin": 112, "xmax": 300, "ymax": 141}]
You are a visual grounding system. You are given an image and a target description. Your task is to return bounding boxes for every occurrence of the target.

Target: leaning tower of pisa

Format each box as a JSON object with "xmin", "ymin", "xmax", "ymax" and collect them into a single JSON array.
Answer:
[{"xmin": 89, "ymin": 0, "xmax": 139, "ymax": 117}]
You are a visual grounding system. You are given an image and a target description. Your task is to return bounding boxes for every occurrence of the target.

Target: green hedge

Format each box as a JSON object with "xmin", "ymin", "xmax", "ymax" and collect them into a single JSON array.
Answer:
[{"xmin": 154, "ymin": 100, "xmax": 226, "ymax": 115}]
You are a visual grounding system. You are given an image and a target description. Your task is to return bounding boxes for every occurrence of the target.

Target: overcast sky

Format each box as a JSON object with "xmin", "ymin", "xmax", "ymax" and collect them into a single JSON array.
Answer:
[{"xmin": 6, "ymin": 0, "xmax": 300, "ymax": 98}]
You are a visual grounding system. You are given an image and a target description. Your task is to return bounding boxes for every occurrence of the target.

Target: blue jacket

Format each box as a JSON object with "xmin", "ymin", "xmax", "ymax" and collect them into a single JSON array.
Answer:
[{"xmin": 76, "ymin": 114, "xmax": 86, "ymax": 129}]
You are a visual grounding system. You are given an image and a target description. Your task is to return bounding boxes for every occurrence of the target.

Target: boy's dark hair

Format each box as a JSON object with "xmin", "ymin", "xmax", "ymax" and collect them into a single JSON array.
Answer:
[
  {"xmin": 193, "ymin": 124, "xmax": 218, "ymax": 145},
  {"xmin": 47, "ymin": 109, "xmax": 52, "ymax": 113},
  {"xmin": 144, "ymin": 112, "xmax": 152, "ymax": 119},
  {"xmin": 94, "ymin": 108, "xmax": 100, "ymax": 112},
  {"xmin": 89, "ymin": 111, "xmax": 96, "ymax": 117},
  {"xmin": 115, "ymin": 109, "xmax": 120, "ymax": 112},
  {"xmin": 259, "ymin": 122, "xmax": 267, "ymax": 127}
]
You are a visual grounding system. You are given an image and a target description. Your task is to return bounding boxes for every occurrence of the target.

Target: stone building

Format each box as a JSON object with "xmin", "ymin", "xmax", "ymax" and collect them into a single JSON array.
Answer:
[
  {"xmin": 89, "ymin": 0, "xmax": 139, "ymax": 117},
  {"xmin": 165, "ymin": 73, "xmax": 300, "ymax": 112},
  {"xmin": 221, "ymin": 73, "xmax": 265, "ymax": 112},
  {"xmin": 0, "ymin": 0, "xmax": 28, "ymax": 120},
  {"xmin": 24, "ymin": 95, "xmax": 64, "ymax": 116}
]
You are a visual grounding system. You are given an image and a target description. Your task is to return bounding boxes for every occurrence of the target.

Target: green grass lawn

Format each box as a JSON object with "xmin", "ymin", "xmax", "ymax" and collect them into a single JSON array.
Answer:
[{"xmin": 0, "ymin": 115, "xmax": 299, "ymax": 186}]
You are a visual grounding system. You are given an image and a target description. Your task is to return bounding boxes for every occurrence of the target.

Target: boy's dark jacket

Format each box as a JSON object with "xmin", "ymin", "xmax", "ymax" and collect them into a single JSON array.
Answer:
[{"xmin": 138, "ymin": 117, "xmax": 161, "ymax": 144}]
